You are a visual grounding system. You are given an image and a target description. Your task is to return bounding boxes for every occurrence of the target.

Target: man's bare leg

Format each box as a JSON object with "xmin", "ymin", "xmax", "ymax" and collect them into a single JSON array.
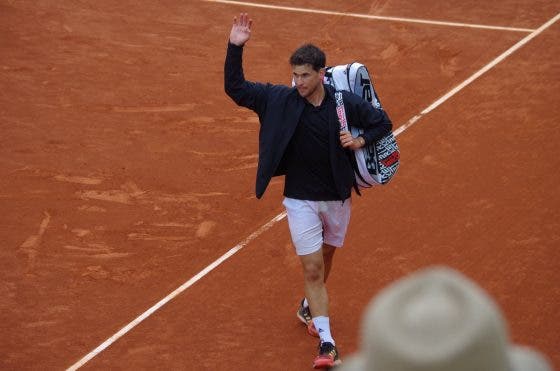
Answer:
[
  {"xmin": 300, "ymin": 248, "xmax": 328, "ymax": 317},
  {"xmin": 301, "ymin": 243, "xmax": 337, "ymax": 315},
  {"xmin": 300, "ymin": 247, "xmax": 335, "ymax": 346},
  {"xmin": 322, "ymin": 243, "xmax": 337, "ymax": 283}
]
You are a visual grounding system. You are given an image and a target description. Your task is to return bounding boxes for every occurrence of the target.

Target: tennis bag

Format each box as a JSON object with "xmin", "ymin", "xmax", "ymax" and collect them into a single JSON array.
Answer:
[{"xmin": 325, "ymin": 63, "xmax": 400, "ymax": 187}]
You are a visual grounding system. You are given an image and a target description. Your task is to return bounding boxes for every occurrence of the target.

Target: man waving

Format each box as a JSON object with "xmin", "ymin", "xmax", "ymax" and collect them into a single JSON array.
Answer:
[{"xmin": 225, "ymin": 13, "xmax": 392, "ymax": 369}]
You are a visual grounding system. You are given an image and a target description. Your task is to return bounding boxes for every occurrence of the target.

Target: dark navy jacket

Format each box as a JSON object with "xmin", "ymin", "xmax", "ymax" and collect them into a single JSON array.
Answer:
[{"xmin": 224, "ymin": 42, "xmax": 392, "ymax": 199}]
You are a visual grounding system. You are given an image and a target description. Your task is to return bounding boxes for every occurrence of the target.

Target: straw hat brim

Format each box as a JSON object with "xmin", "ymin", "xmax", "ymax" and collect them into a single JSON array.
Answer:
[{"xmin": 336, "ymin": 346, "xmax": 552, "ymax": 371}]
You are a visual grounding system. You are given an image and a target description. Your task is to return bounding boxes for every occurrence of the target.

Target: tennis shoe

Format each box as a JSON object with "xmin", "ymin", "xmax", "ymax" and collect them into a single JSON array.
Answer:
[
  {"xmin": 313, "ymin": 341, "xmax": 341, "ymax": 369},
  {"xmin": 296, "ymin": 299, "xmax": 319, "ymax": 337}
]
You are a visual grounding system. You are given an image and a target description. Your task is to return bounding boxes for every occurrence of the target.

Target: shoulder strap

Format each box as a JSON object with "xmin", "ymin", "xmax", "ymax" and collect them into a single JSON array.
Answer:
[
  {"xmin": 346, "ymin": 63, "xmax": 355, "ymax": 89},
  {"xmin": 334, "ymin": 91, "xmax": 363, "ymax": 194},
  {"xmin": 334, "ymin": 91, "xmax": 349, "ymax": 132}
]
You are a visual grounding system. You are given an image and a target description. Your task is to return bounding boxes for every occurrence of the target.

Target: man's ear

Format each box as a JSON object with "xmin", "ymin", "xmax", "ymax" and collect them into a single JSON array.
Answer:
[{"xmin": 319, "ymin": 67, "xmax": 326, "ymax": 79}]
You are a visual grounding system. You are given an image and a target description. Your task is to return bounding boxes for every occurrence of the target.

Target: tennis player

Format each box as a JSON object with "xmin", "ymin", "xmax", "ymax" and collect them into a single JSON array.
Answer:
[{"xmin": 224, "ymin": 13, "xmax": 392, "ymax": 368}]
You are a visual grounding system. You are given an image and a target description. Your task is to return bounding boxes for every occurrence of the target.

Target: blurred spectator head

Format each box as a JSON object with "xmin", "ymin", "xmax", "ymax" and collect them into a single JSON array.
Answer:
[{"xmin": 339, "ymin": 267, "xmax": 551, "ymax": 371}]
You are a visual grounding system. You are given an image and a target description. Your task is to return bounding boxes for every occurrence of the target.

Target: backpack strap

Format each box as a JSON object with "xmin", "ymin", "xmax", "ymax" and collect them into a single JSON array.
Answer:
[
  {"xmin": 334, "ymin": 91, "xmax": 348, "ymax": 132},
  {"xmin": 345, "ymin": 62, "xmax": 355, "ymax": 90},
  {"xmin": 334, "ymin": 91, "xmax": 363, "ymax": 195}
]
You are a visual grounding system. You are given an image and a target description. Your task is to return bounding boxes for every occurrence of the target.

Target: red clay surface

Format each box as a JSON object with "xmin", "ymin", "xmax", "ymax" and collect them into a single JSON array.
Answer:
[{"xmin": 1, "ymin": 1, "xmax": 559, "ymax": 370}]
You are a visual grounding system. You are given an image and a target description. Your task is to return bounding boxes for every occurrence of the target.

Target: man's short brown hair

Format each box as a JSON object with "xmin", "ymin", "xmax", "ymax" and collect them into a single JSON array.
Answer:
[{"xmin": 289, "ymin": 43, "xmax": 326, "ymax": 71}]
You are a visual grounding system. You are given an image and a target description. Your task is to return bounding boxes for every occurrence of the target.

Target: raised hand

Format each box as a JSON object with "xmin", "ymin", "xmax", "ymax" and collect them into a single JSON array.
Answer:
[{"xmin": 229, "ymin": 13, "xmax": 252, "ymax": 46}]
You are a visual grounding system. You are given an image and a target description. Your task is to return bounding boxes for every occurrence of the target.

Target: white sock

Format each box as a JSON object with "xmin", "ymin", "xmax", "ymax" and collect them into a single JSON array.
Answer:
[
  {"xmin": 303, "ymin": 298, "xmax": 309, "ymax": 308},
  {"xmin": 312, "ymin": 316, "xmax": 335, "ymax": 345}
]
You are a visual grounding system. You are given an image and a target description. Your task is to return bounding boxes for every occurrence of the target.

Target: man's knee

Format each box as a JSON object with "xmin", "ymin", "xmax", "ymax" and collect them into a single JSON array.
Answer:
[
  {"xmin": 323, "ymin": 244, "xmax": 336, "ymax": 258},
  {"xmin": 302, "ymin": 260, "xmax": 323, "ymax": 283}
]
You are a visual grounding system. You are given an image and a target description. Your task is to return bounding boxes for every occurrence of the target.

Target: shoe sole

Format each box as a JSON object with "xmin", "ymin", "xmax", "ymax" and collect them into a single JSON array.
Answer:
[
  {"xmin": 307, "ymin": 324, "xmax": 319, "ymax": 338},
  {"xmin": 296, "ymin": 311, "xmax": 319, "ymax": 337},
  {"xmin": 313, "ymin": 358, "xmax": 342, "ymax": 369},
  {"xmin": 296, "ymin": 311, "xmax": 308, "ymax": 325}
]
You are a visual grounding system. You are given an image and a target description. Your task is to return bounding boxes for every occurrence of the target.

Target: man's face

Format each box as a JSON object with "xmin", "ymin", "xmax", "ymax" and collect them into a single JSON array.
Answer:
[{"xmin": 292, "ymin": 64, "xmax": 325, "ymax": 99}]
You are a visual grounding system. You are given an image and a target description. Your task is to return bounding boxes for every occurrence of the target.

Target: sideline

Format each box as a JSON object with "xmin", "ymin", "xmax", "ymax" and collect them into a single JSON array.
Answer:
[
  {"xmin": 66, "ymin": 10, "xmax": 560, "ymax": 371},
  {"xmin": 393, "ymin": 11, "xmax": 560, "ymax": 136},
  {"xmin": 205, "ymin": 0, "xmax": 536, "ymax": 33}
]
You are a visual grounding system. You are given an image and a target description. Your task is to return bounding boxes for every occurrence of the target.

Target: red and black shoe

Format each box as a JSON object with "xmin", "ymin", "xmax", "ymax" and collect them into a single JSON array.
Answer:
[
  {"xmin": 296, "ymin": 299, "xmax": 319, "ymax": 337},
  {"xmin": 313, "ymin": 341, "xmax": 341, "ymax": 369}
]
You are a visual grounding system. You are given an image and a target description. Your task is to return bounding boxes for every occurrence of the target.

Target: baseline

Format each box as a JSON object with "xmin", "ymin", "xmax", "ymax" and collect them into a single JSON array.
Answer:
[{"xmin": 205, "ymin": 0, "xmax": 535, "ymax": 32}]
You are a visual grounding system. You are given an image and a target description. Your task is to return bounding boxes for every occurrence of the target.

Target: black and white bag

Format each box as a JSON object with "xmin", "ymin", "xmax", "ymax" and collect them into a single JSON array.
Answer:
[{"xmin": 325, "ymin": 63, "xmax": 400, "ymax": 187}]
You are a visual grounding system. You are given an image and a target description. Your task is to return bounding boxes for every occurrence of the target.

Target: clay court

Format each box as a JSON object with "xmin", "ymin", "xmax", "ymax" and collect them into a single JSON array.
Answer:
[{"xmin": 1, "ymin": 0, "xmax": 559, "ymax": 369}]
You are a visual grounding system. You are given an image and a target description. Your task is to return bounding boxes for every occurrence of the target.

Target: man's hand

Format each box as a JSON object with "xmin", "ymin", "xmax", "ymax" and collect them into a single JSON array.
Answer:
[
  {"xmin": 340, "ymin": 131, "xmax": 365, "ymax": 150},
  {"xmin": 229, "ymin": 13, "xmax": 252, "ymax": 46}
]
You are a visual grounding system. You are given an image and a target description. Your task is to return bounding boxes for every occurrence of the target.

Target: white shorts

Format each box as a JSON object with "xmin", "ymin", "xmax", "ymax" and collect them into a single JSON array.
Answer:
[{"xmin": 283, "ymin": 197, "xmax": 352, "ymax": 256}]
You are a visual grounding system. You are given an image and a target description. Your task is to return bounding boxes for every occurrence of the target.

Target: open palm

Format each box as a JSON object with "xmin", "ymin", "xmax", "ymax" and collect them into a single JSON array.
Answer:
[{"xmin": 229, "ymin": 13, "xmax": 252, "ymax": 46}]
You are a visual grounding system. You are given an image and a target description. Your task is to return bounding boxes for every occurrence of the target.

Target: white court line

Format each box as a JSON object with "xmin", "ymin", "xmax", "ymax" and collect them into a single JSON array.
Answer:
[
  {"xmin": 393, "ymin": 11, "xmax": 560, "ymax": 137},
  {"xmin": 66, "ymin": 212, "xmax": 287, "ymax": 371},
  {"xmin": 66, "ymin": 10, "xmax": 560, "ymax": 371},
  {"xmin": 205, "ymin": 0, "xmax": 535, "ymax": 32}
]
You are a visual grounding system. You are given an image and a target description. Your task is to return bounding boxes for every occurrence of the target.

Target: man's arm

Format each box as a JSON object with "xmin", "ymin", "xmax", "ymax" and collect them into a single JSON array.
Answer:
[
  {"xmin": 224, "ymin": 13, "xmax": 268, "ymax": 112},
  {"xmin": 341, "ymin": 93, "xmax": 392, "ymax": 150}
]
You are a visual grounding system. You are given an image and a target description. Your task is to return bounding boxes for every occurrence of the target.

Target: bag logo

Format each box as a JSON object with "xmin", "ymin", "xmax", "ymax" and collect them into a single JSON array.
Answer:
[
  {"xmin": 361, "ymin": 77, "xmax": 373, "ymax": 104},
  {"xmin": 381, "ymin": 151, "xmax": 400, "ymax": 167}
]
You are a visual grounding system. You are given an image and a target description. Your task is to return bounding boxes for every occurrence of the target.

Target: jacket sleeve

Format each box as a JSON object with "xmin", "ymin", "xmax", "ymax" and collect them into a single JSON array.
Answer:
[
  {"xmin": 345, "ymin": 91, "xmax": 392, "ymax": 145},
  {"xmin": 224, "ymin": 42, "xmax": 269, "ymax": 114}
]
